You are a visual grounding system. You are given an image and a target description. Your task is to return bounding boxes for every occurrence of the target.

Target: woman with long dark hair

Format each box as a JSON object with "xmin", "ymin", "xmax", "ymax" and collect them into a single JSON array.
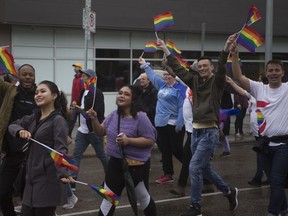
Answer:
[
  {"xmin": 88, "ymin": 85, "xmax": 157, "ymax": 216},
  {"xmin": 9, "ymin": 80, "xmax": 71, "ymax": 216}
]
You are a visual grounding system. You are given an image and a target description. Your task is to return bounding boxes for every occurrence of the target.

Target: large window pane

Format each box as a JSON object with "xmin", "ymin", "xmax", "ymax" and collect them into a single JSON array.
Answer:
[
  {"xmin": 96, "ymin": 60, "xmax": 130, "ymax": 91},
  {"xmin": 96, "ymin": 49, "xmax": 130, "ymax": 58}
]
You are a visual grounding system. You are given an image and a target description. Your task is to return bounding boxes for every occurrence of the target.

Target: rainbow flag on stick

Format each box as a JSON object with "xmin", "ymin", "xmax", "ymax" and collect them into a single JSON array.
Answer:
[
  {"xmin": 226, "ymin": 56, "xmax": 242, "ymax": 68},
  {"xmin": 30, "ymin": 138, "xmax": 79, "ymax": 172},
  {"xmin": 236, "ymin": 25, "xmax": 264, "ymax": 53},
  {"xmin": 154, "ymin": 11, "xmax": 174, "ymax": 32},
  {"xmin": 0, "ymin": 48, "xmax": 17, "ymax": 76},
  {"xmin": 73, "ymin": 105, "xmax": 90, "ymax": 120},
  {"xmin": 144, "ymin": 41, "xmax": 158, "ymax": 53},
  {"xmin": 175, "ymin": 55, "xmax": 191, "ymax": 71},
  {"xmin": 246, "ymin": 5, "xmax": 261, "ymax": 26},
  {"xmin": 75, "ymin": 180, "xmax": 120, "ymax": 206},
  {"xmin": 166, "ymin": 39, "xmax": 181, "ymax": 55}
]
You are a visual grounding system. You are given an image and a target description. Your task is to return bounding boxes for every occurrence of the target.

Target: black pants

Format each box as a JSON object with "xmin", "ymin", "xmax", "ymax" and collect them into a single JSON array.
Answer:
[
  {"xmin": 21, "ymin": 204, "xmax": 56, "ymax": 216},
  {"xmin": 0, "ymin": 152, "xmax": 24, "ymax": 216},
  {"xmin": 234, "ymin": 107, "xmax": 247, "ymax": 134},
  {"xmin": 178, "ymin": 131, "xmax": 192, "ymax": 187},
  {"xmin": 156, "ymin": 125, "xmax": 185, "ymax": 175},
  {"xmin": 99, "ymin": 157, "xmax": 156, "ymax": 216}
]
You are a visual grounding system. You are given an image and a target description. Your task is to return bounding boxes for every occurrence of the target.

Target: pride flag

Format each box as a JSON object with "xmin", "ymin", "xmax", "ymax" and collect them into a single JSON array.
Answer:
[
  {"xmin": 246, "ymin": 5, "xmax": 261, "ymax": 26},
  {"xmin": 84, "ymin": 77, "xmax": 97, "ymax": 94},
  {"xmin": 236, "ymin": 25, "xmax": 264, "ymax": 53},
  {"xmin": 30, "ymin": 138, "xmax": 79, "ymax": 172},
  {"xmin": 0, "ymin": 48, "xmax": 17, "ymax": 76},
  {"xmin": 226, "ymin": 56, "xmax": 242, "ymax": 68},
  {"xmin": 74, "ymin": 105, "xmax": 91, "ymax": 120},
  {"xmin": 154, "ymin": 11, "xmax": 174, "ymax": 32},
  {"xmin": 175, "ymin": 55, "xmax": 191, "ymax": 71},
  {"xmin": 166, "ymin": 39, "xmax": 181, "ymax": 55},
  {"xmin": 49, "ymin": 150, "xmax": 79, "ymax": 172},
  {"xmin": 75, "ymin": 180, "xmax": 120, "ymax": 206},
  {"xmin": 144, "ymin": 41, "xmax": 158, "ymax": 53}
]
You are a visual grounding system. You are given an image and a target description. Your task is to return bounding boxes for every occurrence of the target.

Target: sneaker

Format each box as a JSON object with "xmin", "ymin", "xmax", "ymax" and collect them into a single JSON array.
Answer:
[
  {"xmin": 220, "ymin": 151, "xmax": 231, "ymax": 157},
  {"xmin": 14, "ymin": 205, "xmax": 22, "ymax": 214},
  {"xmin": 235, "ymin": 133, "xmax": 241, "ymax": 137},
  {"xmin": 225, "ymin": 187, "xmax": 238, "ymax": 210},
  {"xmin": 62, "ymin": 194, "xmax": 78, "ymax": 209},
  {"xmin": 70, "ymin": 182, "xmax": 76, "ymax": 192},
  {"xmin": 155, "ymin": 175, "xmax": 174, "ymax": 184},
  {"xmin": 180, "ymin": 204, "xmax": 202, "ymax": 216},
  {"xmin": 169, "ymin": 186, "xmax": 185, "ymax": 196},
  {"xmin": 248, "ymin": 179, "xmax": 261, "ymax": 187}
]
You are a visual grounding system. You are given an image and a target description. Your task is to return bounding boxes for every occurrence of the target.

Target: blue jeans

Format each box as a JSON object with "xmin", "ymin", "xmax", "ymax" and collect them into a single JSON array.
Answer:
[
  {"xmin": 263, "ymin": 144, "xmax": 288, "ymax": 215},
  {"xmin": 189, "ymin": 128, "xmax": 230, "ymax": 205},
  {"xmin": 71, "ymin": 131, "xmax": 108, "ymax": 179}
]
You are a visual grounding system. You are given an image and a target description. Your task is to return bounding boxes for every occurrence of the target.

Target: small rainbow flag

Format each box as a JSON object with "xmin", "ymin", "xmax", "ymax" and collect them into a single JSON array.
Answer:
[
  {"xmin": 236, "ymin": 25, "xmax": 264, "ymax": 53},
  {"xmin": 90, "ymin": 185, "xmax": 120, "ymax": 206},
  {"xmin": 30, "ymin": 138, "xmax": 79, "ymax": 172},
  {"xmin": 246, "ymin": 5, "xmax": 261, "ymax": 26},
  {"xmin": 84, "ymin": 77, "xmax": 97, "ymax": 93},
  {"xmin": 144, "ymin": 41, "xmax": 158, "ymax": 53},
  {"xmin": 0, "ymin": 48, "xmax": 17, "ymax": 76},
  {"xmin": 166, "ymin": 39, "xmax": 181, "ymax": 55},
  {"xmin": 175, "ymin": 55, "xmax": 191, "ymax": 71},
  {"xmin": 154, "ymin": 11, "xmax": 174, "ymax": 32},
  {"xmin": 226, "ymin": 56, "xmax": 242, "ymax": 68},
  {"xmin": 49, "ymin": 150, "xmax": 79, "ymax": 172},
  {"xmin": 75, "ymin": 180, "xmax": 120, "ymax": 206}
]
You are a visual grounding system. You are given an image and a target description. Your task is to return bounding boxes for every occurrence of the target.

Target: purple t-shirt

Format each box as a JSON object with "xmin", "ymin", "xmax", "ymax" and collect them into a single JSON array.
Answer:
[{"xmin": 103, "ymin": 110, "xmax": 157, "ymax": 161}]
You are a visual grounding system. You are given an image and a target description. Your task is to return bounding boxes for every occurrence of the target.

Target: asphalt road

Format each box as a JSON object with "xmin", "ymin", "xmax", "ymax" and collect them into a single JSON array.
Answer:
[{"xmin": 54, "ymin": 139, "xmax": 287, "ymax": 216}]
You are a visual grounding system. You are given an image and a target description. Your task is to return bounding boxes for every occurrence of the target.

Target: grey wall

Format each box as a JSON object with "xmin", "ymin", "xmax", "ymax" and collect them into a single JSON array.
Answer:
[{"xmin": 0, "ymin": 0, "xmax": 287, "ymax": 36}]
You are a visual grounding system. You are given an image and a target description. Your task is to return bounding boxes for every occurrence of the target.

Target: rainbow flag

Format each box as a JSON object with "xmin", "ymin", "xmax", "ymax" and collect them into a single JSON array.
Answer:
[
  {"xmin": 0, "ymin": 48, "xmax": 17, "ymax": 76},
  {"xmin": 166, "ymin": 39, "xmax": 181, "ymax": 55},
  {"xmin": 90, "ymin": 185, "xmax": 120, "ymax": 206},
  {"xmin": 226, "ymin": 56, "xmax": 242, "ymax": 68},
  {"xmin": 236, "ymin": 25, "xmax": 264, "ymax": 53},
  {"xmin": 84, "ymin": 77, "xmax": 97, "ymax": 93},
  {"xmin": 144, "ymin": 41, "xmax": 158, "ymax": 53},
  {"xmin": 246, "ymin": 5, "xmax": 261, "ymax": 26},
  {"xmin": 175, "ymin": 55, "xmax": 191, "ymax": 71},
  {"xmin": 49, "ymin": 149, "xmax": 79, "ymax": 172},
  {"xmin": 154, "ymin": 11, "xmax": 174, "ymax": 32}
]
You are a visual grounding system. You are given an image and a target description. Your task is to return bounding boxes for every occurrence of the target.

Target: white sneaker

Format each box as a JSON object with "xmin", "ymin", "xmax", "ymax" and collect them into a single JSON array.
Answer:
[
  {"xmin": 62, "ymin": 194, "xmax": 78, "ymax": 209},
  {"xmin": 14, "ymin": 205, "xmax": 22, "ymax": 214}
]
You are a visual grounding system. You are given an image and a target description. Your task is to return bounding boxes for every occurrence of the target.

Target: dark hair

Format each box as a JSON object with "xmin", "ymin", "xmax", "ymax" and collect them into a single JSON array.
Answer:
[
  {"xmin": 266, "ymin": 59, "xmax": 284, "ymax": 71},
  {"xmin": 18, "ymin": 64, "xmax": 36, "ymax": 73},
  {"xmin": 197, "ymin": 56, "xmax": 213, "ymax": 64},
  {"xmin": 38, "ymin": 80, "xmax": 68, "ymax": 119},
  {"xmin": 117, "ymin": 84, "xmax": 141, "ymax": 118}
]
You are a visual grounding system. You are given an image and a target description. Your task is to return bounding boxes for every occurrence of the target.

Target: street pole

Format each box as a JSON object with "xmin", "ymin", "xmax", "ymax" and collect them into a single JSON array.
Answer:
[
  {"xmin": 83, "ymin": 0, "xmax": 91, "ymax": 69},
  {"xmin": 265, "ymin": 0, "xmax": 273, "ymax": 64},
  {"xmin": 201, "ymin": 22, "xmax": 206, "ymax": 56}
]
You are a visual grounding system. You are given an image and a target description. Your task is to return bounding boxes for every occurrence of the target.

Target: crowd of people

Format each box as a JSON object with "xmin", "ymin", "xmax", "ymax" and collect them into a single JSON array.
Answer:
[{"xmin": 0, "ymin": 32, "xmax": 287, "ymax": 216}]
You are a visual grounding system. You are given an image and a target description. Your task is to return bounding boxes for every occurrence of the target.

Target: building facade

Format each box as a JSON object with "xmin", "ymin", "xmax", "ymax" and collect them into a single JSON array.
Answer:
[{"xmin": 1, "ymin": 0, "xmax": 287, "ymax": 114}]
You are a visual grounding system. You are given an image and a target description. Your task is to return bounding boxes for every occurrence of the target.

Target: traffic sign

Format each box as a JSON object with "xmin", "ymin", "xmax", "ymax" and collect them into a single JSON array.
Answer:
[{"xmin": 88, "ymin": 11, "xmax": 96, "ymax": 33}]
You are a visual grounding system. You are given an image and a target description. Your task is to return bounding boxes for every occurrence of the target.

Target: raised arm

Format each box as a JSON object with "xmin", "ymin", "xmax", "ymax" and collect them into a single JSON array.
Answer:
[
  {"xmin": 230, "ymin": 43, "xmax": 250, "ymax": 91},
  {"xmin": 225, "ymin": 76, "xmax": 247, "ymax": 96}
]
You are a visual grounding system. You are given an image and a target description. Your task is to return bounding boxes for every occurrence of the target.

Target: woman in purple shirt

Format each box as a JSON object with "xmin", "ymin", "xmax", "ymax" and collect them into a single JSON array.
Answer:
[{"xmin": 88, "ymin": 85, "xmax": 157, "ymax": 216}]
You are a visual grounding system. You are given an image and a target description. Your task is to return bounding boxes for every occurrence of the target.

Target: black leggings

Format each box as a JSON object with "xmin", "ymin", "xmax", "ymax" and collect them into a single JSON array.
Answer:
[{"xmin": 98, "ymin": 157, "xmax": 156, "ymax": 216}]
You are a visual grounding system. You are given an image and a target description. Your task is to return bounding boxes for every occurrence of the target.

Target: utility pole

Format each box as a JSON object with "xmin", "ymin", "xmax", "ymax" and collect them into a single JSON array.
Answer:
[
  {"xmin": 265, "ymin": 0, "xmax": 273, "ymax": 64},
  {"xmin": 83, "ymin": 0, "xmax": 96, "ymax": 69}
]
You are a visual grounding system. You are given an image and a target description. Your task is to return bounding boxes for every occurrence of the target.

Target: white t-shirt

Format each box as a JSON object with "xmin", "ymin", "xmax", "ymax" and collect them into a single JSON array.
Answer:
[
  {"xmin": 78, "ymin": 90, "xmax": 89, "ymax": 134},
  {"xmin": 247, "ymin": 93, "xmax": 258, "ymax": 137},
  {"xmin": 183, "ymin": 88, "xmax": 193, "ymax": 133},
  {"xmin": 250, "ymin": 80, "xmax": 288, "ymax": 145}
]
